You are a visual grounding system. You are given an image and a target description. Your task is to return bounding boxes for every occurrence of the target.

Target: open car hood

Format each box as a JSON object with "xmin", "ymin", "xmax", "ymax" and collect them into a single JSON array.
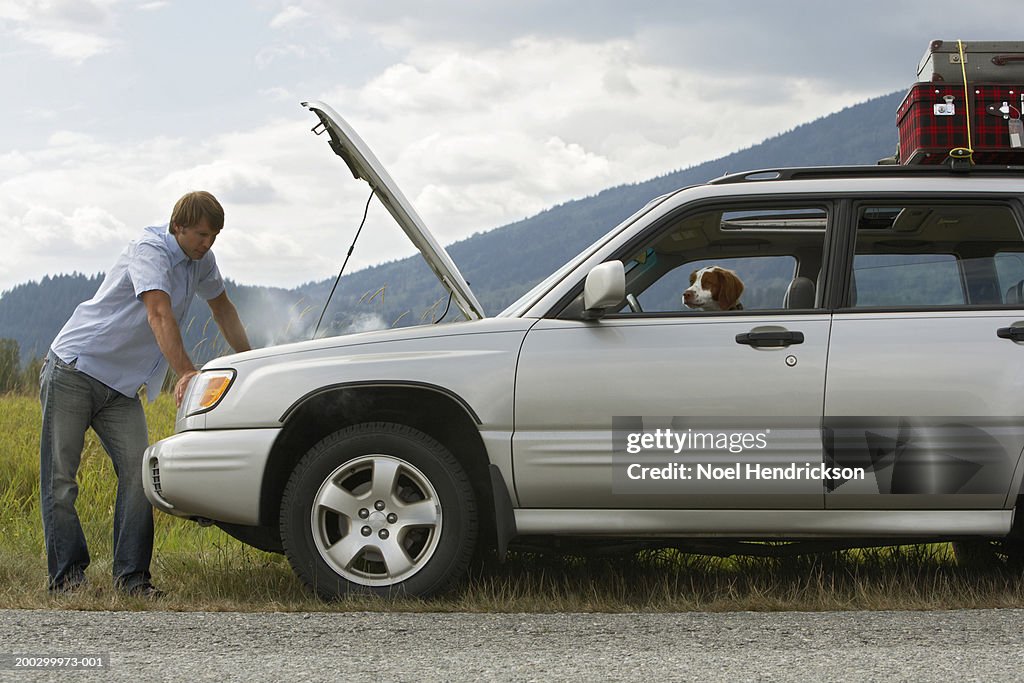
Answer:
[{"xmin": 302, "ymin": 101, "xmax": 485, "ymax": 321}]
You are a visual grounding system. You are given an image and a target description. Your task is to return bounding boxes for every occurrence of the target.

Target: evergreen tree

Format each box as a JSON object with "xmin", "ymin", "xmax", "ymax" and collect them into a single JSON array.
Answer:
[{"xmin": 0, "ymin": 338, "xmax": 21, "ymax": 393}]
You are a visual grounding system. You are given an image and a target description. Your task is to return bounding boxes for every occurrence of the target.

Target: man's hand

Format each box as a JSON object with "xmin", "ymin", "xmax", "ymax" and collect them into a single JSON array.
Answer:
[{"xmin": 174, "ymin": 369, "xmax": 199, "ymax": 407}]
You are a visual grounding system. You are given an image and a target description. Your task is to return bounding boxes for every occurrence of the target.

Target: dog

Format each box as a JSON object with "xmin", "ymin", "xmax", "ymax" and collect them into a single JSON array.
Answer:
[{"xmin": 683, "ymin": 266, "xmax": 744, "ymax": 311}]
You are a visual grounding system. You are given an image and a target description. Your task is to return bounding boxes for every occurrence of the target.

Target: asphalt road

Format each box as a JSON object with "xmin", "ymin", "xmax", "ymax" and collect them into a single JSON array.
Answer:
[{"xmin": 1, "ymin": 608, "xmax": 1023, "ymax": 681}]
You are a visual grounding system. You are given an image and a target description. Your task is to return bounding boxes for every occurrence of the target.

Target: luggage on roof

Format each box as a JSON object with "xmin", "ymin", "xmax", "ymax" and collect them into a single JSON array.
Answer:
[
  {"xmin": 898, "ymin": 82, "xmax": 1024, "ymax": 165},
  {"xmin": 918, "ymin": 40, "xmax": 1024, "ymax": 84},
  {"xmin": 896, "ymin": 40, "xmax": 1024, "ymax": 166}
]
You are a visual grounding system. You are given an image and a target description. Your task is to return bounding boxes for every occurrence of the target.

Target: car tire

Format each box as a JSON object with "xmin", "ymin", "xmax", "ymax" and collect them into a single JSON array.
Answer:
[
  {"xmin": 952, "ymin": 539, "xmax": 1024, "ymax": 571},
  {"xmin": 280, "ymin": 422, "xmax": 477, "ymax": 599}
]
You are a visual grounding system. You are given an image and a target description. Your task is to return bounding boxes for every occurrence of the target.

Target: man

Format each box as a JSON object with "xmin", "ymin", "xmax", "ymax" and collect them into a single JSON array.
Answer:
[{"xmin": 39, "ymin": 190, "xmax": 251, "ymax": 596}]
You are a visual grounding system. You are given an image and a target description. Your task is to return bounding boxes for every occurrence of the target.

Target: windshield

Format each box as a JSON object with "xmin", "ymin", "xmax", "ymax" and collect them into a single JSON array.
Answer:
[{"xmin": 498, "ymin": 191, "xmax": 679, "ymax": 318}]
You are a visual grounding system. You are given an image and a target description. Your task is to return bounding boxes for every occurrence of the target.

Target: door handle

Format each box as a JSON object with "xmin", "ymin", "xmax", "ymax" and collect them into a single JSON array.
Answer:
[
  {"xmin": 735, "ymin": 330, "xmax": 804, "ymax": 347},
  {"xmin": 997, "ymin": 326, "xmax": 1024, "ymax": 342}
]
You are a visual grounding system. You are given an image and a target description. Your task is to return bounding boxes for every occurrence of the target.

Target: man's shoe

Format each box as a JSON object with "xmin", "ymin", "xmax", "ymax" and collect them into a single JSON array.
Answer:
[
  {"xmin": 122, "ymin": 582, "xmax": 165, "ymax": 599},
  {"xmin": 48, "ymin": 577, "xmax": 87, "ymax": 595}
]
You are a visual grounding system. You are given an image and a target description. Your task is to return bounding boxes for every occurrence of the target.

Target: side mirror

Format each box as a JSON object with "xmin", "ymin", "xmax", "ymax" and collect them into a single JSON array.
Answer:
[{"xmin": 582, "ymin": 261, "xmax": 625, "ymax": 320}]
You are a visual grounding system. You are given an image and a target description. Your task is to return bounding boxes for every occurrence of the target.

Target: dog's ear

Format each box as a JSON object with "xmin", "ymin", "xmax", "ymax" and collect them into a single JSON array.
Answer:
[{"xmin": 714, "ymin": 268, "xmax": 744, "ymax": 310}]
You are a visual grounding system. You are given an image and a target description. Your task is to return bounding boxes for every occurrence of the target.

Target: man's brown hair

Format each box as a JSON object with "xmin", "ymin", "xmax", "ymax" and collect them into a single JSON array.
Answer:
[{"xmin": 169, "ymin": 191, "xmax": 224, "ymax": 234}]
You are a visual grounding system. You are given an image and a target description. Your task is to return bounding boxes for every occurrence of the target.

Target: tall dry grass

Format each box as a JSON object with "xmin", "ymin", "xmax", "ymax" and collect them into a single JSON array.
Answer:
[{"xmin": 3, "ymin": 393, "xmax": 1024, "ymax": 612}]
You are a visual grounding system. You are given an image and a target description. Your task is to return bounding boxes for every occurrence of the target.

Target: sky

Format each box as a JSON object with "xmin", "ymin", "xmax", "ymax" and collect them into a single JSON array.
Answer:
[{"xmin": 0, "ymin": 0, "xmax": 1020, "ymax": 295}]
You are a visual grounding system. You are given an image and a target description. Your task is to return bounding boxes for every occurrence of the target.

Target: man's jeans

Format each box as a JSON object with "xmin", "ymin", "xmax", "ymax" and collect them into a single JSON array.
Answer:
[{"xmin": 39, "ymin": 350, "xmax": 153, "ymax": 591}]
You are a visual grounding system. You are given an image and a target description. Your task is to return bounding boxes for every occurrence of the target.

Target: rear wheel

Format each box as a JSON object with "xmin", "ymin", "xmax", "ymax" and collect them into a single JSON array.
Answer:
[
  {"xmin": 952, "ymin": 539, "xmax": 1024, "ymax": 570},
  {"xmin": 280, "ymin": 422, "xmax": 477, "ymax": 598}
]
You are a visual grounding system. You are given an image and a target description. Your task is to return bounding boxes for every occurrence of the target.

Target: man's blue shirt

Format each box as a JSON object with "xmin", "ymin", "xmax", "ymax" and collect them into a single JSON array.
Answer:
[{"xmin": 51, "ymin": 225, "xmax": 225, "ymax": 400}]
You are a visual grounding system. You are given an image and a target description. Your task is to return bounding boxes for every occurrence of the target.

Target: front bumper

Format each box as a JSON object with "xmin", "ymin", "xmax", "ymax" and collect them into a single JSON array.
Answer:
[{"xmin": 143, "ymin": 428, "xmax": 280, "ymax": 525}]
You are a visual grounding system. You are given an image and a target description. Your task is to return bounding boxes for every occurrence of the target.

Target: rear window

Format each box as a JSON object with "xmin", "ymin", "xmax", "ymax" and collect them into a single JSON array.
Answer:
[{"xmin": 850, "ymin": 203, "xmax": 1023, "ymax": 308}]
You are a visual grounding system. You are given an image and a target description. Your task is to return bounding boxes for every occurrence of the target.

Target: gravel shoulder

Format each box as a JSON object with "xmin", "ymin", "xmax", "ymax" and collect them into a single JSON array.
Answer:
[{"xmin": 2, "ymin": 608, "xmax": 1023, "ymax": 682}]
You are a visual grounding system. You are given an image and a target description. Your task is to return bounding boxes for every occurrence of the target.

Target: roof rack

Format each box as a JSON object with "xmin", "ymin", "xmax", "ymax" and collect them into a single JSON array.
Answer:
[{"xmin": 709, "ymin": 164, "xmax": 1024, "ymax": 185}]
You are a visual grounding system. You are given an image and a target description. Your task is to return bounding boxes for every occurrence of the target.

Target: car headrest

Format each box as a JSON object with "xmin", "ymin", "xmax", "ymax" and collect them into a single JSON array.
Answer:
[
  {"xmin": 1006, "ymin": 280, "xmax": 1024, "ymax": 305},
  {"xmin": 784, "ymin": 276, "xmax": 815, "ymax": 309}
]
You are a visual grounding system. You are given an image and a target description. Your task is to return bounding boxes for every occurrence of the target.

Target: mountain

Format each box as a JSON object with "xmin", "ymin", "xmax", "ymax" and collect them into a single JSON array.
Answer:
[{"xmin": 0, "ymin": 91, "xmax": 903, "ymax": 366}]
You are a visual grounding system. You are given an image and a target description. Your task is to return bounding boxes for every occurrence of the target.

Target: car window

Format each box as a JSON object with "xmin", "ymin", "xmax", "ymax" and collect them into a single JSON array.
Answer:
[
  {"xmin": 995, "ymin": 252, "xmax": 1024, "ymax": 299},
  {"xmin": 635, "ymin": 255, "xmax": 796, "ymax": 311},
  {"xmin": 614, "ymin": 205, "xmax": 827, "ymax": 314},
  {"xmin": 850, "ymin": 203, "xmax": 1024, "ymax": 308},
  {"xmin": 853, "ymin": 254, "xmax": 964, "ymax": 306}
]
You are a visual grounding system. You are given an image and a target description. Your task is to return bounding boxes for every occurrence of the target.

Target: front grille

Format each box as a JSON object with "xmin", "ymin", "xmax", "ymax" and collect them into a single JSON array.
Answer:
[{"xmin": 149, "ymin": 459, "xmax": 162, "ymax": 496}]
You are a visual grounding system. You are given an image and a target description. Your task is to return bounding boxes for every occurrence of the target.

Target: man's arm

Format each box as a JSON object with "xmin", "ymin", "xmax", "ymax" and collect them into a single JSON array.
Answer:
[
  {"xmin": 141, "ymin": 290, "xmax": 197, "ymax": 405},
  {"xmin": 207, "ymin": 291, "xmax": 252, "ymax": 353}
]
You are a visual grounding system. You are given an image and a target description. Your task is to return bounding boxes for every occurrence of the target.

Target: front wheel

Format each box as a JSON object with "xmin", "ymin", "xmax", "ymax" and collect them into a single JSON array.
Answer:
[{"xmin": 280, "ymin": 423, "xmax": 478, "ymax": 598}]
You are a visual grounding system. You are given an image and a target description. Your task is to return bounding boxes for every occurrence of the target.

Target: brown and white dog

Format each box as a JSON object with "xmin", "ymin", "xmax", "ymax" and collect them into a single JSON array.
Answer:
[{"xmin": 683, "ymin": 266, "xmax": 744, "ymax": 311}]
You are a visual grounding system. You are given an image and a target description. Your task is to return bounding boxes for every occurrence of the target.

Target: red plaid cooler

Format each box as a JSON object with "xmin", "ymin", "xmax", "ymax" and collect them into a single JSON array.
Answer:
[{"xmin": 897, "ymin": 82, "xmax": 1024, "ymax": 164}]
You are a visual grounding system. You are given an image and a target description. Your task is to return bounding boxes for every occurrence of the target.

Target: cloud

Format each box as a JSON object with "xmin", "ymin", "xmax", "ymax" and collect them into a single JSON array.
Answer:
[
  {"xmin": 160, "ymin": 161, "xmax": 281, "ymax": 205},
  {"xmin": 358, "ymin": 52, "xmax": 505, "ymax": 115},
  {"xmin": 0, "ymin": 200, "xmax": 131, "ymax": 290},
  {"xmin": 269, "ymin": 5, "xmax": 310, "ymax": 29},
  {"xmin": 0, "ymin": 0, "xmax": 114, "ymax": 26},
  {"xmin": 0, "ymin": 132, "xmax": 180, "ymax": 288},
  {"xmin": 0, "ymin": 111, "xmax": 403, "ymax": 293},
  {"xmin": 319, "ymin": 36, "xmax": 874, "ymax": 244},
  {"xmin": 254, "ymin": 42, "xmax": 311, "ymax": 69},
  {"xmin": 20, "ymin": 204, "xmax": 129, "ymax": 249},
  {"xmin": 14, "ymin": 26, "xmax": 113, "ymax": 62},
  {"xmin": 0, "ymin": 27, "xmax": 884, "ymax": 293},
  {"xmin": 7, "ymin": 0, "xmax": 1024, "ymax": 297},
  {"xmin": 297, "ymin": 0, "xmax": 1024, "ymax": 92},
  {"xmin": 47, "ymin": 130, "xmax": 96, "ymax": 147},
  {"xmin": 0, "ymin": 0, "xmax": 125, "ymax": 62},
  {"xmin": 259, "ymin": 86, "xmax": 294, "ymax": 101},
  {"xmin": 1, "ymin": 0, "xmax": 122, "ymax": 62}
]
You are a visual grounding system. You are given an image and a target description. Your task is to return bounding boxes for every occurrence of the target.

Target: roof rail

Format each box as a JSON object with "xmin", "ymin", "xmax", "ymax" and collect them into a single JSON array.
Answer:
[{"xmin": 709, "ymin": 164, "xmax": 1024, "ymax": 185}]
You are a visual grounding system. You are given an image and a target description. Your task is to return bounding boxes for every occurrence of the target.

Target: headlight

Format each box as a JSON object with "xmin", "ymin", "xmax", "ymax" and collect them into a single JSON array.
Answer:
[{"xmin": 183, "ymin": 369, "xmax": 236, "ymax": 417}]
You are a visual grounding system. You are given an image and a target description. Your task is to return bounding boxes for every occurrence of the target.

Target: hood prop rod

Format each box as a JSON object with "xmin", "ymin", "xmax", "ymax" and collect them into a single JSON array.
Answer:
[{"xmin": 312, "ymin": 188, "xmax": 376, "ymax": 339}]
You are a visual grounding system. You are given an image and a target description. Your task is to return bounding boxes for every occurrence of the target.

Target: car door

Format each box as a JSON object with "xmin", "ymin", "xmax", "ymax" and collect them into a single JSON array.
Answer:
[
  {"xmin": 824, "ymin": 200, "xmax": 1024, "ymax": 509},
  {"xmin": 512, "ymin": 203, "xmax": 834, "ymax": 509}
]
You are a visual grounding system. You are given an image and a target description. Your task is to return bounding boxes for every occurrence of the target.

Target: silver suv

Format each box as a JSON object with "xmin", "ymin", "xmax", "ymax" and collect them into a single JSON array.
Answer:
[{"xmin": 144, "ymin": 101, "xmax": 1024, "ymax": 598}]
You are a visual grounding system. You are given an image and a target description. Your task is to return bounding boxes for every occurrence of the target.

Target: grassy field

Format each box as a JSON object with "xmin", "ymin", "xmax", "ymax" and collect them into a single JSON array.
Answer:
[{"xmin": 3, "ymin": 392, "xmax": 1024, "ymax": 612}]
